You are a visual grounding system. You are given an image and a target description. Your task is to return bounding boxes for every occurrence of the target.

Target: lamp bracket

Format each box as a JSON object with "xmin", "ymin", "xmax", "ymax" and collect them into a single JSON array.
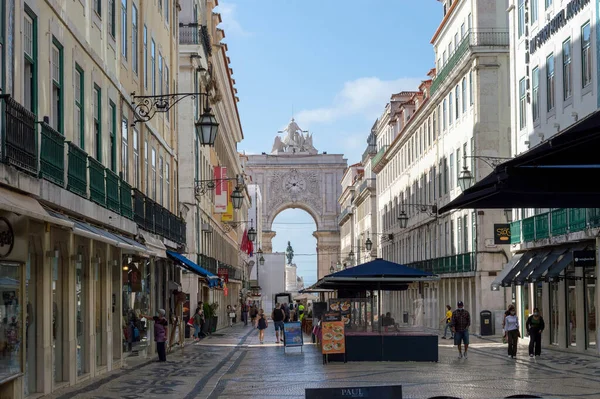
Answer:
[
  {"xmin": 195, "ymin": 176, "xmax": 244, "ymax": 197},
  {"xmin": 464, "ymin": 155, "xmax": 511, "ymax": 168},
  {"xmin": 131, "ymin": 92, "xmax": 209, "ymax": 124}
]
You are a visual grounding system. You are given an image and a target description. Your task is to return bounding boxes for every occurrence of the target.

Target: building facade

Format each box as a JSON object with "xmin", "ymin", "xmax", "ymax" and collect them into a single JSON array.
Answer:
[
  {"xmin": 372, "ymin": 0, "xmax": 512, "ymax": 332},
  {"xmin": 506, "ymin": 0, "xmax": 599, "ymax": 354},
  {"xmin": 0, "ymin": 0, "xmax": 188, "ymax": 397},
  {"xmin": 337, "ymin": 163, "xmax": 363, "ymax": 270}
]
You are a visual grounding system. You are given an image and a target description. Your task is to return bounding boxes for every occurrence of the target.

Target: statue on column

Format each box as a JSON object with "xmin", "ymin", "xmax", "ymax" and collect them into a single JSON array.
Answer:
[
  {"xmin": 271, "ymin": 118, "xmax": 318, "ymax": 155},
  {"xmin": 285, "ymin": 241, "xmax": 294, "ymax": 265}
]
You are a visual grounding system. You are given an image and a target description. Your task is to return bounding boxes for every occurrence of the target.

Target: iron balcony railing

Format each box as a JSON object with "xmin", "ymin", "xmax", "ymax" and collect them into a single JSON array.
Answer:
[
  {"xmin": 358, "ymin": 178, "xmax": 375, "ymax": 194},
  {"xmin": 131, "ymin": 189, "xmax": 185, "ymax": 244},
  {"xmin": 40, "ymin": 122, "xmax": 65, "ymax": 186},
  {"xmin": 119, "ymin": 178, "xmax": 133, "ymax": 219},
  {"xmin": 430, "ymin": 30, "xmax": 509, "ymax": 95},
  {"xmin": 361, "ymin": 144, "xmax": 377, "ymax": 164},
  {"xmin": 179, "ymin": 23, "xmax": 201, "ymax": 45},
  {"xmin": 133, "ymin": 189, "xmax": 146, "ymax": 228},
  {"xmin": 337, "ymin": 206, "xmax": 353, "ymax": 225},
  {"xmin": 0, "ymin": 94, "xmax": 37, "ymax": 175},
  {"xmin": 371, "ymin": 145, "xmax": 388, "ymax": 171},
  {"xmin": 88, "ymin": 156, "xmax": 106, "ymax": 206},
  {"xmin": 105, "ymin": 169, "xmax": 120, "ymax": 213},
  {"xmin": 67, "ymin": 142, "xmax": 88, "ymax": 197},
  {"xmin": 510, "ymin": 208, "xmax": 600, "ymax": 244},
  {"xmin": 407, "ymin": 252, "xmax": 475, "ymax": 275},
  {"xmin": 200, "ymin": 25, "xmax": 212, "ymax": 56}
]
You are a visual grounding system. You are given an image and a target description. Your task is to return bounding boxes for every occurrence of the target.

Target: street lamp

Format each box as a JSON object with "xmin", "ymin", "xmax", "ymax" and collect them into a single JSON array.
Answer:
[
  {"xmin": 231, "ymin": 188, "xmax": 244, "ymax": 210},
  {"xmin": 398, "ymin": 210, "xmax": 408, "ymax": 229},
  {"xmin": 458, "ymin": 166, "xmax": 474, "ymax": 192},
  {"xmin": 504, "ymin": 208, "xmax": 513, "ymax": 223},
  {"xmin": 195, "ymin": 109, "xmax": 219, "ymax": 146},
  {"xmin": 247, "ymin": 226, "xmax": 257, "ymax": 242},
  {"xmin": 259, "ymin": 255, "xmax": 265, "ymax": 266},
  {"xmin": 365, "ymin": 238, "xmax": 373, "ymax": 251},
  {"xmin": 330, "ymin": 265, "xmax": 335, "ymax": 274},
  {"xmin": 336, "ymin": 260, "xmax": 342, "ymax": 270}
]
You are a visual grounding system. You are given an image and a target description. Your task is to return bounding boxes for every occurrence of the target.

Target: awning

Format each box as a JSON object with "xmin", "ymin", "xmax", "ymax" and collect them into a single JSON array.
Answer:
[
  {"xmin": 491, "ymin": 253, "xmax": 524, "ymax": 290},
  {"xmin": 501, "ymin": 251, "xmax": 535, "ymax": 287},
  {"xmin": 46, "ymin": 210, "xmax": 149, "ymax": 255},
  {"xmin": 513, "ymin": 250, "xmax": 551, "ymax": 285},
  {"xmin": 140, "ymin": 233, "xmax": 167, "ymax": 258},
  {"xmin": 523, "ymin": 248, "xmax": 567, "ymax": 283},
  {"xmin": 0, "ymin": 187, "xmax": 73, "ymax": 228},
  {"xmin": 545, "ymin": 244, "xmax": 589, "ymax": 282},
  {"xmin": 166, "ymin": 250, "xmax": 220, "ymax": 287},
  {"xmin": 439, "ymin": 109, "xmax": 600, "ymax": 212}
]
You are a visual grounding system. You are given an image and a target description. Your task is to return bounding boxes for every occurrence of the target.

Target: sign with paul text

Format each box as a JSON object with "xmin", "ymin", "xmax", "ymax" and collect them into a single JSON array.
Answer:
[
  {"xmin": 321, "ymin": 321, "xmax": 345, "ymax": 355},
  {"xmin": 493, "ymin": 224, "xmax": 511, "ymax": 245},
  {"xmin": 573, "ymin": 250, "xmax": 596, "ymax": 267},
  {"xmin": 306, "ymin": 385, "xmax": 402, "ymax": 399}
]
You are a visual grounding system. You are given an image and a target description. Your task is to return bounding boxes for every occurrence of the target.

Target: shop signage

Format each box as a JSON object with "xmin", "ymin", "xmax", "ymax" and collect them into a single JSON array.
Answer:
[
  {"xmin": 218, "ymin": 267, "xmax": 229, "ymax": 283},
  {"xmin": 493, "ymin": 224, "xmax": 511, "ymax": 245},
  {"xmin": 573, "ymin": 250, "xmax": 596, "ymax": 267},
  {"xmin": 306, "ymin": 385, "xmax": 402, "ymax": 399},
  {"xmin": 321, "ymin": 321, "xmax": 345, "ymax": 355},
  {"xmin": 530, "ymin": 0, "xmax": 590, "ymax": 54},
  {"xmin": 283, "ymin": 321, "xmax": 303, "ymax": 348},
  {"xmin": 322, "ymin": 312, "xmax": 341, "ymax": 322},
  {"xmin": 0, "ymin": 217, "xmax": 15, "ymax": 258}
]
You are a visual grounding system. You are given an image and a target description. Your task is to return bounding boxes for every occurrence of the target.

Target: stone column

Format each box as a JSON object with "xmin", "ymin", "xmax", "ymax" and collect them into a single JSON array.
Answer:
[
  {"xmin": 313, "ymin": 230, "xmax": 340, "ymax": 280},
  {"xmin": 262, "ymin": 231, "xmax": 276, "ymax": 253}
]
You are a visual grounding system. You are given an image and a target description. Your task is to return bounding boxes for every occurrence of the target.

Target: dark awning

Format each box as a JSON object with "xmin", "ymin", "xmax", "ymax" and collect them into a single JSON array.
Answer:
[
  {"xmin": 491, "ymin": 253, "xmax": 524, "ymax": 290},
  {"xmin": 513, "ymin": 250, "xmax": 551, "ymax": 285},
  {"xmin": 501, "ymin": 251, "xmax": 535, "ymax": 287},
  {"xmin": 526, "ymin": 247, "xmax": 568, "ymax": 283},
  {"xmin": 545, "ymin": 244, "xmax": 589, "ymax": 282},
  {"xmin": 166, "ymin": 250, "xmax": 220, "ymax": 287},
  {"xmin": 439, "ymin": 109, "xmax": 600, "ymax": 212}
]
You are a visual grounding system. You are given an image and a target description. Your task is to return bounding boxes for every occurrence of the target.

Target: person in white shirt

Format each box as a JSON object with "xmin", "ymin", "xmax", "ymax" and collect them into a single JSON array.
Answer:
[{"xmin": 504, "ymin": 307, "xmax": 520, "ymax": 359}]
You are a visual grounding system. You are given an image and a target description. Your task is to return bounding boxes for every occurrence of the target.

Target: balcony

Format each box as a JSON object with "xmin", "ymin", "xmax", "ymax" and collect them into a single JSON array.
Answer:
[
  {"xmin": 119, "ymin": 178, "xmax": 133, "ymax": 219},
  {"xmin": 407, "ymin": 252, "xmax": 475, "ymax": 275},
  {"xmin": 179, "ymin": 23, "xmax": 212, "ymax": 56},
  {"xmin": 361, "ymin": 144, "xmax": 377, "ymax": 164},
  {"xmin": 337, "ymin": 206, "xmax": 353, "ymax": 225},
  {"xmin": 430, "ymin": 30, "xmax": 510, "ymax": 95},
  {"xmin": 0, "ymin": 95, "xmax": 37, "ymax": 176},
  {"xmin": 358, "ymin": 178, "xmax": 375, "ymax": 195},
  {"xmin": 40, "ymin": 123, "xmax": 65, "ymax": 186},
  {"xmin": 511, "ymin": 208, "xmax": 600, "ymax": 244},
  {"xmin": 88, "ymin": 156, "xmax": 106, "ymax": 206},
  {"xmin": 67, "ymin": 142, "xmax": 88, "ymax": 197},
  {"xmin": 371, "ymin": 145, "xmax": 388, "ymax": 172},
  {"xmin": 132, "ymin": 189, "xmax": 185, "ymax": 244}
]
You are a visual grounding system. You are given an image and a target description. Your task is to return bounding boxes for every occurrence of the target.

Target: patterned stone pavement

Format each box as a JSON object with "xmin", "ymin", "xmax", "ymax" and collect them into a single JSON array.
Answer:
[{"xmin": 46, "ymin": 323, "xmax": 600, "ymax": 399}]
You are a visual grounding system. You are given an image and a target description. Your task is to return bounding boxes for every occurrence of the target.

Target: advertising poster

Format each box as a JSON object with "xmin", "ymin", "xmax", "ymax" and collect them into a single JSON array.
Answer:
[
  {"xmin": 214, "ymin": 166, "xmax": 228, "ymax": 213},
  {"xmin": 321, "ymin": 321, "xmax": 345, "ymax": 355},
  {"xmin": 329, "ymin": 298, "xmax": 351, "ymax": 326},
  {"xmin": 221, "ymin": 181, "xmax": 234, "ymax": 222},
  {"xmin": 283, "ymin": 322, "xmax": 303, "ymax": 347}
]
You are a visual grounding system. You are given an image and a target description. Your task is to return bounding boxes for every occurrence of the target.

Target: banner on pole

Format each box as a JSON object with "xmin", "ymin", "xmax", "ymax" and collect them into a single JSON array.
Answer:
[
  {"xmin": 221, "ymin": 181, "xmax": 234, "ymax": 222},
  {"xmin": 214, "ymin": 166, "xmax": 227, "ymax": 213}
]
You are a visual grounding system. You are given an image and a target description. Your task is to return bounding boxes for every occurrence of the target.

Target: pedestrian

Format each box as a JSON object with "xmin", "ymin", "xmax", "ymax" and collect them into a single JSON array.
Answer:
[
  {"xmin": 227, "ymin": 305, "xmax": 235, "ymax": 327},
  {"xmin": 196, "ymin": 301, "xmax": 206, "ymax": 337},
  {"xmin": 451, "ymin": 301, "xmax": 470, "ymax": 359},
  {"xmin": 502, "ymin": 304, "xmax": 516, "ymax": 345},
  {"xmin": 440, "ymin": 305, "xmax": 454, "ymax": 339},
  {"xmin": 504, "ymin": 306, "xmax": 520, "ymax": 359},
  {"xmin": 141, "ymin": 309, "xmax": 168, "ymax": 362},
  {"xmin": 192, "ymin": 307, "xmax": 203, "ymax": 341},
  {"xmin": 257, "ymin": 309, "xmax": 268, "ymax": 344},
  {"xmin": 271, "ymin": 303, "xmax": 285, "ymax": 343},
  {"xmin": 242, "ymin": 302, "xmax": 249, "ymax": 326},
  {"xmin": 526, "ymin": 307, "xmax": 545, "ymax": 357},
  {"xmin": 250, "ymin": 305, "xmax": 258, "ymax": 327}
]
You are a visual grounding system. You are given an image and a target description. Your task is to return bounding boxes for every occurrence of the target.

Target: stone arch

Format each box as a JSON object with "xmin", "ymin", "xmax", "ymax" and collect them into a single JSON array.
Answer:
[{"xmin": 266, "ymin": 201, "xmax": 321, "ymax": 232}]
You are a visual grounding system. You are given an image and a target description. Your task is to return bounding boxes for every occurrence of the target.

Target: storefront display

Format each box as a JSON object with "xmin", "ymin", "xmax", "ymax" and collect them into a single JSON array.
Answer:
[
  {"xmin": 0, "ymin": 262, "xmax": 21, "ymax": 383},
  {"xmin": 584, "ymin": 266, "xmax": 596, "ymax": 348},
  {"xmin": 76, "ymin": 256, "xmax": 88, "ymax": 376},
  {"xmin": 122, "ymin": 259, "xmax": 151, "ymax": 355}
]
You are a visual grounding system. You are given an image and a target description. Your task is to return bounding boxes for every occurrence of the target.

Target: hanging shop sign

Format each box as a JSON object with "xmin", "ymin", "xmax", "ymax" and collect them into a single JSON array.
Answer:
[
  {"xmin": 530, "ymin": 0, "xmax": 590, "ymax": 54},
  {"xmin": 493, "ymin": 224, "xmax": 511, "ymax": 245},
  {"xmin": 218, "ymin": 267, "xmax": 229, "ymax": 283},
  {"xmin": 573, "ymin": 250, "xmax": 596, "ymax": 267},
  {"xmin": 0, "ymin": 217, "xmax": 15, "ymax": 258}
]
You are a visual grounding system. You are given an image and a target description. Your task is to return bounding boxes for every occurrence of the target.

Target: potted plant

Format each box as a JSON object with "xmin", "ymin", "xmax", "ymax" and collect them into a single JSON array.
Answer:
[{"xmin": 203, "ymin": 302, "xmax": 219, "ymax": 333}]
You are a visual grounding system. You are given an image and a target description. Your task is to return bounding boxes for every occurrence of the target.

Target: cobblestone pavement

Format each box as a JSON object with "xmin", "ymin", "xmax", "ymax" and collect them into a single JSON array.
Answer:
[{"xmin": 46, "ymin": 323, "xmax": 600, "ymax": 399}]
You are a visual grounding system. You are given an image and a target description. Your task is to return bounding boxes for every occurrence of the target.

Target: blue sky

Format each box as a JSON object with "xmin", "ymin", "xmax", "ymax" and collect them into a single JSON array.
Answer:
[{"xmin": 216, "ymin": 0, "xmax": 443, "ymax": 286}]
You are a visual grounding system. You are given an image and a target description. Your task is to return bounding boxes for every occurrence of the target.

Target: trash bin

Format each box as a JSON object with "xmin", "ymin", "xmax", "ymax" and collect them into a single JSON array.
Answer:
[
  {"xmin": 480, "ymin": 310, "xmax": 494, "ymax": 336},
  {"xmin": 403, "ymin": 312, "xmax": 409, "ymax": 324}
]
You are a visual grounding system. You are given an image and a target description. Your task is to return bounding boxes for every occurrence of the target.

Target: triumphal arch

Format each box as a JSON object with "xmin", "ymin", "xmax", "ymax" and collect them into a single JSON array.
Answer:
[{"xmin": 246, "ymin": 119, "xmax": 347, "ymax": 279}]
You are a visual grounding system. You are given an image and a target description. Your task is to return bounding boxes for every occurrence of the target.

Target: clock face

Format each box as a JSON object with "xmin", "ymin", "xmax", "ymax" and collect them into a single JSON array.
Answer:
[{"xmin": 284, "ymin": 176, "xmax": 306, "ymax": 193}]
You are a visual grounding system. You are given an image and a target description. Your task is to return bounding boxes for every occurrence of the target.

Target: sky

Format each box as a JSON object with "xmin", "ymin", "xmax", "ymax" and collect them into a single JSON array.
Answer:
[{"xmin": 216, "ymin": 0, "xmax": 443, "ymax": 287}]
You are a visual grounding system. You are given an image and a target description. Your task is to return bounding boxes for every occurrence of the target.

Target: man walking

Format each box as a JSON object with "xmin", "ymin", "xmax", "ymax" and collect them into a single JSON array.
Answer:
[
  {"xmin": 451, "ymin": 301, "xmax": 471, "ymax": 359},
  {"xmin": 271, "ymin": 303, "xmax": 285, "ymax": 344}
]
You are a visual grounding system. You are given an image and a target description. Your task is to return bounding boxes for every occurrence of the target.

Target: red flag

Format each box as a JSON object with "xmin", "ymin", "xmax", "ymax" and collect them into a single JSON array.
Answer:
[
  {"xmin": 248, "ymin": 239, "xmax": 254, "ymax": 256},
  {"xmin": 240, "ymin": 228, "xmax": 248, "ymax": 252}
]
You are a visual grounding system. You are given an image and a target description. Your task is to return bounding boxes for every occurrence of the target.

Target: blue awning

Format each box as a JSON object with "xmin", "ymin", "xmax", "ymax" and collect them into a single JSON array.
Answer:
[{"xmin": 166, "ymin": 250, "xmax": 220, "ymax": 287}]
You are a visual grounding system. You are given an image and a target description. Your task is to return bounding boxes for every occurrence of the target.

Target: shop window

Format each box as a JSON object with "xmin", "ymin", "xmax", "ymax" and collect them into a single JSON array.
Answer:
[
  {"xmin": 76, "ymin": 255, "xmax": 89, "ymax": 376},
  {"xmin": 584, "ymin": 266, "xmax": 596, "ymax": 348},
  {"xmin": 549, "ymin": 280, "xmax": 560, "ymax": 345},
  {"xmin": 566, "ymin": 264, "xmax": 577, "ymax": 347},
  {"xmin": 0, "ymin": 263, "xmax": 22, "ymax": 383},
  {"xmin": 521, "ymin": 283, "xmax": 530, "ymax": 337},
  {"xmin": 52, "ymin": 255, "xmax": 67, "ymax": 382},
  {"xmin": 122, "ymin": 258, "xmax": 151, "ymax": 355},
  {"xmin": 25, "ymin": 253, "xmax": 39, "ymax": 395},
  {"xmin": 95, "ymin": 257, "xmax": 106, "ymax": 367}
]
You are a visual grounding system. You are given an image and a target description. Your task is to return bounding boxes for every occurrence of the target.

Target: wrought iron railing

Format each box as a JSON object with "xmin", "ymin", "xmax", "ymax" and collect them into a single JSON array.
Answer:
[
  {"xmin": 105, "ymin": 169, "xmax": 120, "ymax": 213},
  {"xmin": 88, "ymin": 156, "xmax": 106, "ymax": 206},
  {"xmin": 179, "ymin": 23, "xmax": 201, "ymax": 45},
  {"xmin": 407, "ymin": 252, "xmax": 475, "ymax": 274},
  {"xmin": 371, "ymin": 145, "xmax": 388, "ymax": 171},
  {"xmin": 40, "ymin": 122, "xmax": 65, "ymax": 186},
  {"xmin": 430, "ymin": 30, "xmax": 509, "ymax": 95},
  {"xmin": 67, "ymin": 142, "xmax": 88, "ymax": 197},
  {"xmin": 133, "ymin": 189, "xmax": 146, "ymax": 227},
  {"xmin": 119, "ymin": 178, "xmax": 133, "ymax": 219},
  {"xmin": 511, "ymin": 208, "xmax": 600, "ymax": 243},
  {"xmin": 361, "ymin": 144, "xmax": 377, "ymax": 164},
  {"xmin": 0, "ymin": 95, "xmax": 37, "ymax": 175},
  {"xmin": 200, "ymin": 25, "xmax": 212, "ymax": 56}
]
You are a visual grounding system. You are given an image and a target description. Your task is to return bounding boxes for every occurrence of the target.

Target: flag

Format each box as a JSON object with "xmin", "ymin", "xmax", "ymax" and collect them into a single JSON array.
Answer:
[
  {"xmin": 240, "ymin": 228, "xmax": 249, "ymax": 253},
  {"xmin": 248, "ymin": 239, "xmax": 254, "ymax": 257}
]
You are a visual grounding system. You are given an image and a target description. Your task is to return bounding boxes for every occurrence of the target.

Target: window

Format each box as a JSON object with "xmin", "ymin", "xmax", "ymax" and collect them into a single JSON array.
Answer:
[
  {"xmin": 151, "ymin": 39, "xmax": 155, "ymax": 95},
  {"xmin": 51, "ymin": 39, "xmax": 63, "ymax": 133},
  {"xmin": 449, "ymin": 93, "xmax": 453, "ymax": 124},
  {"xmin": 166, "ymin": 162, "xmax": 170, "ymax": 211},
  {"xmin": 545, "ymin": 0, "xmax": 552, "ymax": 9},
  {"xmin": 444, "ymin": 157, "xmax": 449, "ymax": 194},
  {"xmin": 143, "ymin": 26, "xmax": 147, "ymax": 88},
  {"xmin": 531, "ymin": 0, "xmax": 538, "ymax": 22},
  {"xmin": 443, "ymin": 99, "xmax": 447, "ymax": 130},
  {"xmin": 159, "ymin": 156, "xmax": 164, "ymax": 205},
  {"xmin": 158, "ymin": 53, "xmax": 163, "ymax": 95},
  {"xmin": 121, "ymin": 0, "xmax": 127, "ymax": 59},
  {"xmin": 457, "ymin": 217, "xmax": 463, "ymax": 253},
  {"xmin": 450, "ymin": 220, "xmax": 456, "ymax": 255},
  {"xmin": 109, "ymin": 101, "xmax": 117, "ymax": 171},
  {"xmin": 461, "ymin": 23, "xmax": 465, "ymax": 38},
  {"xmin": 454, "ymin": 32, "xmax": 459, "ymax": 50},
  {"xmin": 469, "ymin": 71, "xmax": 473, "ymax": 105},
  {"xmin": 93, "ymin": 86, "xmax": 101, "ymax": 161},
  {"xmin": 582, "ymin": 22, "xmax": 592, "ymax": 88},
  {"xmin": 468, "ymin": 13, "xmax": 472, "ymax": 31},
  {"xmin": 532, "ymin": 67, "xmax": 540, "ymax": 122},
  {"xmin": 563, "ymin": 39, "xmax": 572, "ymax": 100},
  {"xmin": 463, "ymin": 215, "xmax": 469, "ymax": 252},
  {"xmin": 518, "ymin": 0, "xmax": 525, "ymax": 37},
  {"xmin": 443, "ymin": 50, "xmax": 447, "ymax": 65},
  {"xmin": 519, "ymin": 77, "xmax": 527, "ymax": 129},
  {"xmin": 456, "ymin": 148, "xmax": 461, "ymax": 185},
  {"xmin": 165, "ymin": 65, "xmax": 170, "ymax": 121},
  {"xmin": 108, "ymin": 0, "xmax": 116, "ymax": 37},
  {"xmin": 24, "ymin": 9, "xmax": 37, "ymax": 115},
  {"xmin": 75, "ymin": 65, "xmax": 84, "ymax": 148},
  {"xmin": 546, "ymin": 53, "xmax": 555, "ymax": 111},
  {"xmin": 144, "ymin": 140, "xmax": 149, "ymax": 195},
  {"xmin": 121, "ymin": 117, "xmax": 128, "ymax": 181},
  {"xmin": 151, "ymin": 148, "xmax": 156, "ymax": 199},
  {"xmin": 165, "ymin": 0, "xmax": 169, "ymax": 24},
  {"xmin": 449, "ymin": 153, "xmax": 454, "ymax": 189},
  {"xmin": 132, "ymin": 4, "xmax": 138, "ymax": 74},
  {"xmin": 455, "ymin": 85, "xmax": 460, "ymax": 119},
  {"xmin": 0, "ymin": 264, "xmax": 22, "ymax": 383},
  {"xmin": 133, "ymin": 128, "xmax": 139, "ymax": 188},
  {"xmin": 93, "ymin": 0, "xmax": 101, "ymax": 15},
  {"xmin": 461, "ymin": 78, "xmax": 466, "ymax": 113},
  {"xmin": 433, "ymin": 108, "xmax": 437, "ymax": 140}
]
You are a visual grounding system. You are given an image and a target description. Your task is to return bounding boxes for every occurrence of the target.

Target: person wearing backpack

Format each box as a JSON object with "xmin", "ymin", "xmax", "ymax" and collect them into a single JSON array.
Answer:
[
  {"xmin": 257, "ymin": 309, "xmax": 268, "ymax": 344},
  {"xmin": 271, "ymin": 303, "xmax": 285, "ymax": 343}
]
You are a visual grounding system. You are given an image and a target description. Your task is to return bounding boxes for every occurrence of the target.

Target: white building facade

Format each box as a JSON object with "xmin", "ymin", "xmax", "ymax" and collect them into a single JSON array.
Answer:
[
  {"xmin": 373, "ymin": 0, "xmax": 513, "ymax": 332},
  {"xmin": 506, "ymin": 0, "xmax": 599, "ymax": 354}
]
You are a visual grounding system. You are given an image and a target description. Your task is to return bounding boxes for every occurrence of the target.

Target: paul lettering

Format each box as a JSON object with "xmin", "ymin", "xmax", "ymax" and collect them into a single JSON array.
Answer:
[{"xmin": 341, "ymin": 388, "xmax": 364, "ymax": 397}]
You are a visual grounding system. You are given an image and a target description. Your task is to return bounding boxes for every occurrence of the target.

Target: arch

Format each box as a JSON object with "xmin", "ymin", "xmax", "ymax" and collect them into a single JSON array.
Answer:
[{"xmin": 266, "ymin": 201, "xmax": 321, "ymax": 232}]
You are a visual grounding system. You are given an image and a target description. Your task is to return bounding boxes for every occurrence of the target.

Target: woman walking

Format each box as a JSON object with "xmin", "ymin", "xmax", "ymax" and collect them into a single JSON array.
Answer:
[
  {"xmin": 227, "ymin": 305, "xmax": 235, "ymax": 327},
  {"xmin": 141, "ymin": 309, "xmax": 169, "ymax": 362},
  {"xmin": 504, "ymin": 307, "xmax": 520, "ymax": 359},
  {"xmin": 526, "ymin": 307, "xmax": 545, "ymax": 357},
  {"xmin": 257, "ymin": 309, "xmax": 268, "ymax": 344},
  {"xmin": 192, "ymin": 307, "xmax": 203, "ymax": 341}
]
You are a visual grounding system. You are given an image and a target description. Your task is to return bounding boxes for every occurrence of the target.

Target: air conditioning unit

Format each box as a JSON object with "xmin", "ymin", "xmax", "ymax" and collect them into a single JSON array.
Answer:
[{"xmin": 201, "ymin": 223, "xmax": 212, "ymax": 233}]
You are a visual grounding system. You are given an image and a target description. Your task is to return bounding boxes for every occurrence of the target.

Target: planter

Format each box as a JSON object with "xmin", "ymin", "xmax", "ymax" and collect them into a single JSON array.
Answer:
[{"xmin": 211, "ymin": 316, "xmax": 218, "ymax": 332}]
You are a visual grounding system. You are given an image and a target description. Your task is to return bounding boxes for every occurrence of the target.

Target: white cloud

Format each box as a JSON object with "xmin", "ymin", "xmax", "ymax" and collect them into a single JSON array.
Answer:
[
  {"xmin": 216, "ymin": 2, "xmax": 253, "ymax": 37},
  {"xmin": 296, "ymin": 76, "xmax": 423, "ymax": 126}
]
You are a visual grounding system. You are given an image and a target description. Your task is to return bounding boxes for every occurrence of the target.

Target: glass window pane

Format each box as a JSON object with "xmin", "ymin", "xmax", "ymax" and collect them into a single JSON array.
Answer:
[{"xmin": 0, "ymin": 263, "xmax": 22, "ymax": 381}]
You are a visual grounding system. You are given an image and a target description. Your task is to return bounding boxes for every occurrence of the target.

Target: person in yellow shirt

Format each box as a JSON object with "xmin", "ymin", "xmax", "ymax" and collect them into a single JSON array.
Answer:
[{"xmin": 441, "ymin": 305, "xmax": 454, "ymax": 339}]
